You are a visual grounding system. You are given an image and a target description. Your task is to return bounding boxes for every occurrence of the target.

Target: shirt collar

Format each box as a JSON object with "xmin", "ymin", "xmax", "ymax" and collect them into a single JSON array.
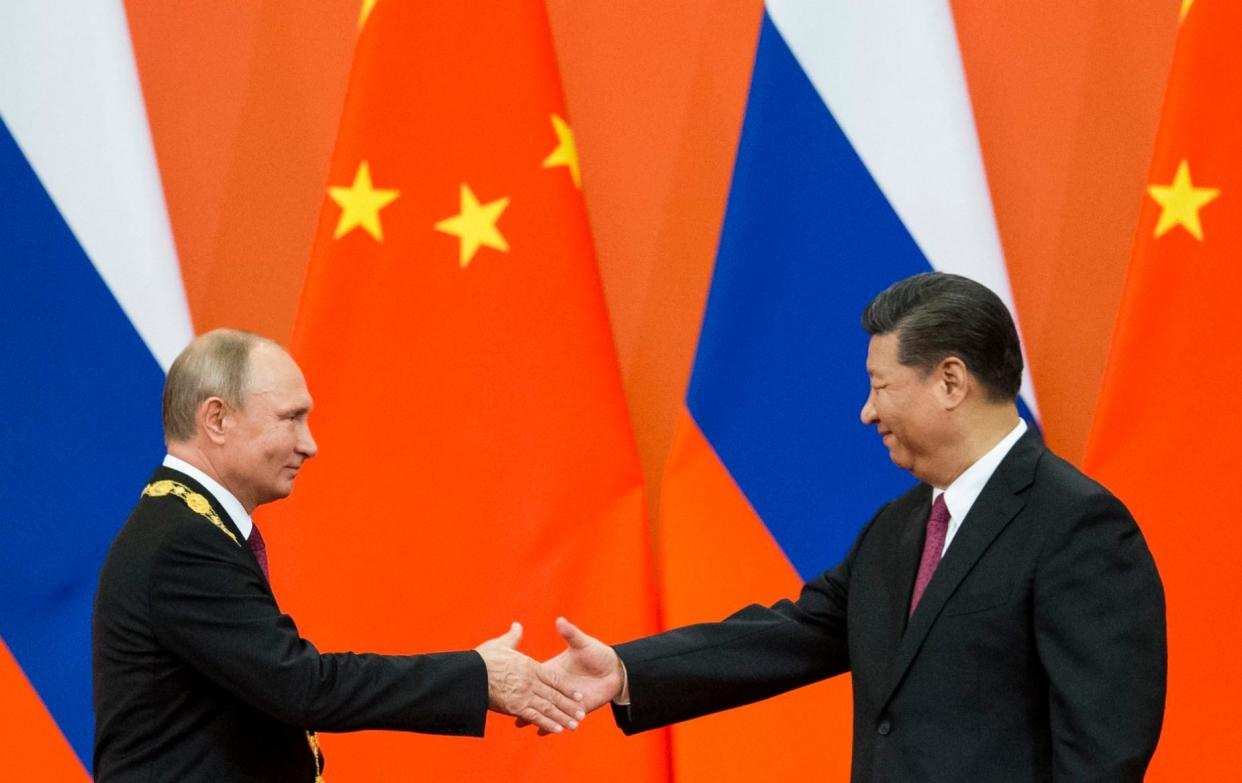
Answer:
[
  {"xmin": 934, "ymin": 418, "xmax": 1028, "ymax": 526},
  {"xmin": 162, "ymin": 454, "xmax": 254, "ymax": 540}
]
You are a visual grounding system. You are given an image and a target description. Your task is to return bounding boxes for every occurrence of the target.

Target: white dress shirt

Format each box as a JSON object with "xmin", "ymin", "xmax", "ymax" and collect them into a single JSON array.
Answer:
[
  {"xmin": 934, "ymin": 418, "xmax": 1028, "ymax": 555},
  {"xmin": 162, "ymin": 454, "xmax": 254, "ymax": 541}
]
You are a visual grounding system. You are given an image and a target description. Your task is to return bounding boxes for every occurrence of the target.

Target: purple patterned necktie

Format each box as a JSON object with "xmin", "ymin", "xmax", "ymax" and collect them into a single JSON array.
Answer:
[
  {"xmin": 248, "ymin": 523, "xmax": 270, "ymax": 582},
  {"xmin": 909, "ymin": 494, "xmax": 950, "ymax": 617}
]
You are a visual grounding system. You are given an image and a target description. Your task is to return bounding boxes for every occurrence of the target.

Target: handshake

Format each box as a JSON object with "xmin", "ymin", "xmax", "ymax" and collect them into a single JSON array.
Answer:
[{"xmin": 474, "ymin": 617, "xmax": 624, "ymax": 734}]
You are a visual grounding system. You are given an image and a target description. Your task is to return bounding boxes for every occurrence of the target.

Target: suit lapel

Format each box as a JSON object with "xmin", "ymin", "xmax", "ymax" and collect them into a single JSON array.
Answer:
[{"xmin": 880, "ymin": 431, "xmax": 1043, "ymax": 707}]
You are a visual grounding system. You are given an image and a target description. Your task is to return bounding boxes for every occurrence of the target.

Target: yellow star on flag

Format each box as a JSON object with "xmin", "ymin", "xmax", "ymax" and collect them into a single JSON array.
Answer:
[
  {"xmin": 542, "ymin": 114, "xmax": 581, "ymax": 188},
  {"xmin": 1147, "ymin": 159, "xmax": 1220, "ymax": 241},
  {"xmin": 435, "ymin": 183, "xmax": 510, "ymax": 268},
  {"xmin": 328, "ymin": 161, "xmax": 400, "ymax": 242},
  {"xmin": 359, "ymin": 0, "xmax": 378, "ymax": 29},
  {"xmin": 1180, "ymin": 0, "xmax": 1195, "ymax": 23}
]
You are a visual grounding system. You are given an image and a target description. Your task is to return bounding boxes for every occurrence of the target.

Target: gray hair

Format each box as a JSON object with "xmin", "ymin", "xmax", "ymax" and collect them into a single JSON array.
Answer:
[{"xmin": 162, "ymin": 329, "xmax": 279, "ymax": 443}]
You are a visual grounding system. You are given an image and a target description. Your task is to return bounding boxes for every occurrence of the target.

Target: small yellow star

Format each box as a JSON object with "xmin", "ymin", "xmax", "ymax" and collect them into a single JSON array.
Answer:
[
  {"xmin": 359, "ymin": 0, "xmax": 378, "ymax": 29},
  {"xmin": 434, "ymin": 184, "xmax": 510, "ymax": 268},
  {"xmin": 542, "ymin": 114, "xmax": 581, "ymax": 188},
  {"xmin": 1180, "ymin": 0, "xmax": 1194, "ymax": 23},
  {"xmin": 328, "ymin": 161, "xmax": 400, "ymax": 242},
  {"xmin": 1147, "ymin": 160, "xmax": 1220, "ymax": 241}
]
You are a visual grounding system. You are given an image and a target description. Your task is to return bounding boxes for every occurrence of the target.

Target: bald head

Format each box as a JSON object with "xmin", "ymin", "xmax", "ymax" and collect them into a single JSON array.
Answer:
[{"xmin": 162, "ymin": 329, "xmax": 282, "ymax": 444}]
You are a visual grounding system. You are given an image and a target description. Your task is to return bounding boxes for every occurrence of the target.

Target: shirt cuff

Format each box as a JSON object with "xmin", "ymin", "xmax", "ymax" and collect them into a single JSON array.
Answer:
[{"xmin": 611, "ymin": 656, "xmax": 631, "ymax": 706}]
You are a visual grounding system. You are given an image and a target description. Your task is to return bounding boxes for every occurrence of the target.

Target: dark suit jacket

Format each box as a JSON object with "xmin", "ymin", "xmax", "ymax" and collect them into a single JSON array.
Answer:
[
  {"xmin": 93, "ymin": 466, "xmax": 487, "ymax": 782},
  {"xmin": 612, "ymin": 431, "xmax": 1166, "ymax": 782}
]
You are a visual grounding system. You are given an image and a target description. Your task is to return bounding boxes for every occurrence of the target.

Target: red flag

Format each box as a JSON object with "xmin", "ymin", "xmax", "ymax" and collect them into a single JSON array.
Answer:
[
  {"xmin": 260, "ymin": 3, "xmax": 669, "ymax": 780},
  {"xmin": 1084, "ymin": 2, "xmax": 1241, "ymax": 778}
]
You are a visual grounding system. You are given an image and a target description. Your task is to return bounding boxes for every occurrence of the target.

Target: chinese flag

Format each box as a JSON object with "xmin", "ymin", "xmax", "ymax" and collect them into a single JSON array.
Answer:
[
  {"xmin": 259, "ymin": 2, "xmax": 669, "ymax": 781},
  {"xmin": 1084, "ymin": 2, "xmax": 1241, "ymax": 779}
]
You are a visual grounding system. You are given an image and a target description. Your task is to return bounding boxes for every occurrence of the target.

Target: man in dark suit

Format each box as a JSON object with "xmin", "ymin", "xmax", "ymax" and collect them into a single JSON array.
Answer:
[
  {"xmin": 93, "ymin": 329, "xmax": 584, "ymax": 782},
  {"xmin": 539, "ymin": 273, "xmax": 1166, "ymax": 781}
]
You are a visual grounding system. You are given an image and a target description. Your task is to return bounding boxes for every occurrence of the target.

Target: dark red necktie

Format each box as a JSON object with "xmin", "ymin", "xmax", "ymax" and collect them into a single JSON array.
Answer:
[
  {"xmin": 248, "ymin": 523, "xmax": 270, "ymax": 582},
  {"xmin": 909, "ymin": 494, "xmax": 950, "ymax": 617}
]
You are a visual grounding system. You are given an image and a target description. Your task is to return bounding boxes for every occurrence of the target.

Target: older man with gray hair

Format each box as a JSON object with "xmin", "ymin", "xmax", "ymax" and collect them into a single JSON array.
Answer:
[{"xmin": 93, "ymin": 329, "xmax": 583, "ymax": 782}]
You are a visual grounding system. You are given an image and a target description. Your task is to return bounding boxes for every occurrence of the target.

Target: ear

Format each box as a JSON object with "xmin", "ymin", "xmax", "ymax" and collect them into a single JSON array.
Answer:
[
  {"xmin": 198, "ymin": 397, "xmax": 229, "ymax": 445},
  {"xmin": 937, "ymin": 356, "xmax": 970, "ymax": 409}
]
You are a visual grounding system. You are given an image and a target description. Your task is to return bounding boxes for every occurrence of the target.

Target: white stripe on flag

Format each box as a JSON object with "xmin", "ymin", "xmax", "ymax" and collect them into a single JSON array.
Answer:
[
  {"xmin": 766, "ymin": 0, "xmax": 1038, "ymax": 416},
  {"xmin": 0, "ymin": 0, "xmax": 193, "ymax": 371}
]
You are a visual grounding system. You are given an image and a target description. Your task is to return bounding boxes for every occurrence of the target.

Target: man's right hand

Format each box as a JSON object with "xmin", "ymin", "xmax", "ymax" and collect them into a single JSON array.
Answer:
[
  {"xmin": 475, "ymin": 622, "xmax": 585, "ymax": 734},
  {"xmin": 542, "ymin": 617, "xmax": 627, "ymax": 714}
]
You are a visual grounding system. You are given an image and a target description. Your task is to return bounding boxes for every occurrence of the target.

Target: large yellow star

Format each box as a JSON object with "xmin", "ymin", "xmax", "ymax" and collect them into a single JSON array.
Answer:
[
  {"xmin": 434, "ymin": 184, "xmax": 510, "ymax": 268},
  {"xmin": 1147, "ymin": 160, "xmax": 1220, "ymax": 241},
  {"xmin": 1180, "ymin": 0, "xmax": 1194, "ymax": 23},
  {"xmin": 542, "ymin": 114, "xmax": 581, "ymax": 188},
  {"xmin": 328, "ymin": 161, "xmax": 400, "ymax": 242}
]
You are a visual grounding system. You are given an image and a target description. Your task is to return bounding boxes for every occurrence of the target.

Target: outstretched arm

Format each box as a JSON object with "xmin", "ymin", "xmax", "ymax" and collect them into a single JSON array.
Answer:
[{"xmin": 528, "ymin": 555, "xmax": 855, "ymax": 736}]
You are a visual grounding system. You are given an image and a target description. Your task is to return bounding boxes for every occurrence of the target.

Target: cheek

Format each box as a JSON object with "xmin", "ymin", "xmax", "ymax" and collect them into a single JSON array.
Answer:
[
  {"xmin": 875, "ymin": 396, "xmax": 903, "ymax": 427},
  {"xmin": 259, "ymin": 433, "xmax": 293, "ymax": 464}
]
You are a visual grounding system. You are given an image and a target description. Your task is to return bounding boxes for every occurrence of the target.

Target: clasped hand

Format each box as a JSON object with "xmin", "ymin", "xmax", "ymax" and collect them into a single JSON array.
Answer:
[
  {"xmin": 510, "ymin": 617, "xmax": 626, "ymax": 734},
  {"xmin": 475, "ymin": 622, "xmax": 587, "ymax": 734}
]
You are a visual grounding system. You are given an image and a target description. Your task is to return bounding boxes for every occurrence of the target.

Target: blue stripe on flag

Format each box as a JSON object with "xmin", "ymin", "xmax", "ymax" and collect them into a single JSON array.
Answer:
[
  {"xmin": 0, "ymin": 119, "xmax": 167, "ymax": 768},
  {"xmin": 687, "ymin": 13, "xmax": 929, "ymax": 580}
]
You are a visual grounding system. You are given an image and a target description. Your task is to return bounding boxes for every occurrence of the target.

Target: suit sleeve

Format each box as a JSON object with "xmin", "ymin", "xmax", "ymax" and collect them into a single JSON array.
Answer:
[
  {"xmin": 148, "ymin": 520, "xmax": 488, "ymax": 735},
  {"xmin": 610, "ymin": 508, "xmax": 883, "ymax": 734},
  {"xmin": 1034, "ymin": 491, "xmax": 1166, "ymax": 781}
]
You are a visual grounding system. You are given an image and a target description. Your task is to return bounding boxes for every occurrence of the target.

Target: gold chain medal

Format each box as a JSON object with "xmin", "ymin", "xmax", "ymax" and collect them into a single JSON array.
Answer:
[
  {"xmin": 306, "ymin": 731, "xmax": 325, "ymax": 782},
  {"xmin": 145, "ymin": 479, "xmax": 176, "ymax": 497},
  {"xmin": 142, "ymin": 480, "xmax": 240, "ymax": 546},
  {"xmin": 144, "ymin": 480, "xmax": 325, "ymax": 779}
]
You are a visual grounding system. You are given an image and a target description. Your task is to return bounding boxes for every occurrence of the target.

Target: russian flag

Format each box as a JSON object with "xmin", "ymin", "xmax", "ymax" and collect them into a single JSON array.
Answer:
[
  {"xmin": 658, "ymin": 3, "xmax": 1037, "ymax": 779},
  {"xmin": 0, "ymin": 1, "xmax": 192, "ymax": 776}
]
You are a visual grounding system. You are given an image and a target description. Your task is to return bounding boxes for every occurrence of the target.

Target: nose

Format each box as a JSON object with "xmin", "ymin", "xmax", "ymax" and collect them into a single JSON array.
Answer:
[
  {"xmin": 860, "ymin": 388, "xmax": 878, "ymax": 426},
  {"xmin": 299, "ymin": 423, "xmax": 318, "ymax": 460}
]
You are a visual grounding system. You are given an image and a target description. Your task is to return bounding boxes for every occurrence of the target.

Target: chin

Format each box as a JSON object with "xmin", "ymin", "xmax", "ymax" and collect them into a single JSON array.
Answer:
[
  {"xmin": 262, "ymin": 485, "xmax": 295, "ymax": 505},
  {"xmin": 887, "ymin": 453, "xmax": 914, "ymax": 473}
]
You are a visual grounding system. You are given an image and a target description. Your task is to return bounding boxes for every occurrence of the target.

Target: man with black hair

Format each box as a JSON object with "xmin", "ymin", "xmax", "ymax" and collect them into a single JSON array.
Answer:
[{"xmin": 542, "ymin": 273, "xmax": 1166, "ymax": 782}]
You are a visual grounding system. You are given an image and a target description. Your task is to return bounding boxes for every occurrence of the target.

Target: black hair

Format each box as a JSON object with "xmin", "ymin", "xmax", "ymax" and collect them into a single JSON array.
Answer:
[{"xmin": 862, "ymin": 272, "xmax": 1022, "ymax": 401}]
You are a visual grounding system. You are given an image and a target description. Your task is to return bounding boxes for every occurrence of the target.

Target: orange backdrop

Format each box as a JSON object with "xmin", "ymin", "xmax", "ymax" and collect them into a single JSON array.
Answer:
[
  {"xmin": 121, "ymin": 0, "xmax": 1181, "ymax": 777},
  {"xmin": 125, "ymin": 0, "xmax": 1176, "ymax": 490}
]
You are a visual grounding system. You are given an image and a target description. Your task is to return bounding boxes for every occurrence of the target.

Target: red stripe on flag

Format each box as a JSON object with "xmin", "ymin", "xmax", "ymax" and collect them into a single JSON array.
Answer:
[
  {"xmin": 659, "ymin": 409, "xmax": 853, "ymax": 780},
  {"xmin": 0, "ymin": 637, "xmax": 91, "ymax": 781},
  {"xmin": 259, "ymin": 2, "xmax": 668, "ymax": 779}
]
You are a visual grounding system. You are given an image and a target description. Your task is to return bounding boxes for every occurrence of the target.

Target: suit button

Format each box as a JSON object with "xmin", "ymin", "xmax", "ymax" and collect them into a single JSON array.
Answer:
[{"xmin": 877, "ymin": 719, "xmax": 891, "ymax": 736}]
